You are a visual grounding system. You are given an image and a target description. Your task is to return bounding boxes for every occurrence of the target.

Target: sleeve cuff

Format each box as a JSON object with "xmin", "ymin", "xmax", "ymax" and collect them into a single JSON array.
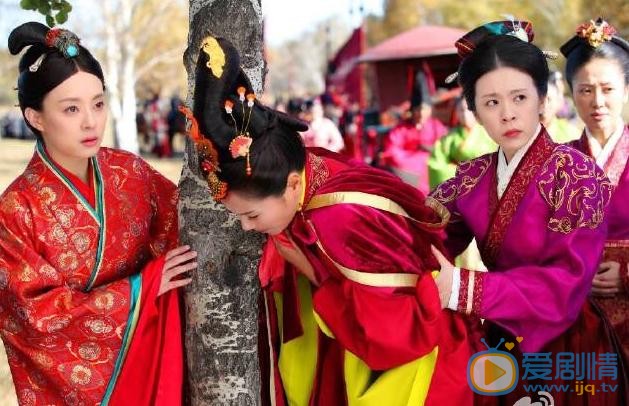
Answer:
[
  {"xmin": 447, "ymin": 267, "xmax": 461, "ymax": 311},
  {"xmin": 456, "ymin": 268, "xmax": 485, "ymax": 317}
]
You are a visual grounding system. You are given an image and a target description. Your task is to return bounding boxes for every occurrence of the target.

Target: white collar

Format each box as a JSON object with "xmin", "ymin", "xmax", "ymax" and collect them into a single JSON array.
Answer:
[
  {"xmin": 585, "ymin": 120, "xmax": 625, "ymax": 168},
  {"xmin": 497, "ymin": 124, "xmax": 542, "ymax": 199}
]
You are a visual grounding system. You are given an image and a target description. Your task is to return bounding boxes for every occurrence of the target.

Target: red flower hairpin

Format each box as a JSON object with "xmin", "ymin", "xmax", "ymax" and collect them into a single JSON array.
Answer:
[
  {"xmin": 225, "ymin": 91, "xmax": 256, "ymax": 176},
  {"xmin": 576, "ymin": 19, "xmax": 616, "ymax": 48},
  {"xmin": 179, "ymin": 106, "xmax": 228, "ymax": 200}
]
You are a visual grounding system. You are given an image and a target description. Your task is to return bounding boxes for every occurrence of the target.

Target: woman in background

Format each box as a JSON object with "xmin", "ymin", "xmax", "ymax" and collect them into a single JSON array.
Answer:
[{"xmin": 562, "ymin": 17, "xmax": 629, "ymax": 362}]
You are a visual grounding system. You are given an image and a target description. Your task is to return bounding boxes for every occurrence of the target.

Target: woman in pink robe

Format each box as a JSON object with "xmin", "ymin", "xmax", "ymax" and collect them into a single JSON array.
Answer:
[
  {"xmin": 429, "ymin": 20, "xmax": 626, "ymax": 405},
  {"xmin": 561, "ymin": 18, "xmax": 629, "ymax": 362},
  {"xmin": 181, "ymin": 36, "xmax": 475, "ymax": 405}
]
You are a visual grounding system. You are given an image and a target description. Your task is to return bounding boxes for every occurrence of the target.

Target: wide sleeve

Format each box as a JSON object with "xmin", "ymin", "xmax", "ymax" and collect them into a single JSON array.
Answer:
[
  {"xmin": 453, "ymin": 150, "xmax": 613, "ymax": 352},
  {"xmin": 140, "ymin": 159, "xmax": 179, "ymax": 257},
  {"xmin": 0, "ymin": 191, "xmax": 140, "ymax": 335},
  {"xmin": 305, "ymin": 202, "xmax": 451, "ymax": 371},
  {"xmin": 429, "ymin": 158, "xmax": 488, "ymax": 259}
]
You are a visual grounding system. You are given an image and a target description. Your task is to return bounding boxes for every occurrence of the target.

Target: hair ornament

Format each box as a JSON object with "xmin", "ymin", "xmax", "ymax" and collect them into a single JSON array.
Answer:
[
  {"xmin": 45, "ymin": 27, "xmax": 80, "ymax": 58},
  {"xmin": 576, "ymin": 18, "xmax": 616, "ymax": 48},
  {"xmin": 179, "ymin": 105, "xmax": 228, "ymax": 200},
  {"xmin": 29, "ymin": 53, "xmax": 46, "ymax": 72},
  {"xmin": 445, "ymin": 18, "xmax": 553, "ymax": 84},
  {"xmin": 226, "ymin": 90, "xmax": 256, "ymax": 176}
]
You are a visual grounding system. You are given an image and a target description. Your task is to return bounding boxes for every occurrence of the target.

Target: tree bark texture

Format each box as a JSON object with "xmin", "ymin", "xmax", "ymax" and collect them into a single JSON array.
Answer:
[{"xmin": 181, "ymin": 1, "xmax": 265, "ymax": 405}]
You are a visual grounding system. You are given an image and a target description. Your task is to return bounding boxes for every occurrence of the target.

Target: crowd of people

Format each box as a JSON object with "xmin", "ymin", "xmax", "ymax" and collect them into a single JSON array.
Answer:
[{"xmin": 0, "ymin": 14, "xmax": 627, "ymax": 406}]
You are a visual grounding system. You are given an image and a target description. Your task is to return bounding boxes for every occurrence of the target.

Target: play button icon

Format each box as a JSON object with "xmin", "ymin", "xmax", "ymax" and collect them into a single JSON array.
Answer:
[
  {"xmin": 468, "ymin": 351, "xmax": 518, "ymax": 395},
  {"xmin": 485, "ymin": 359, "xmax": 507, "ymax": 385}
]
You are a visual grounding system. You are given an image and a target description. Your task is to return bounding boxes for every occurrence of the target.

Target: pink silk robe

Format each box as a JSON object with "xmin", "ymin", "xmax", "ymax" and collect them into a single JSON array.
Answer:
[
  {"xmin": 431, "ymin": 128, "xmax": 627, "ymax": 405},
  {"xmin": 259, "ymin": 148, "xmax": 474, "ymax": 405},
  {"xmin": 0, "ymin": 144, "xmax": 182, "ymax": 405}
]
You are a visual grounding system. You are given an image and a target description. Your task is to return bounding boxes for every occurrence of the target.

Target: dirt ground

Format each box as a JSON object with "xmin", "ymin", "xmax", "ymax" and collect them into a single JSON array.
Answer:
[{"xmin": 0, "ymin": 137, "xmax": 183, "ymax": 405}]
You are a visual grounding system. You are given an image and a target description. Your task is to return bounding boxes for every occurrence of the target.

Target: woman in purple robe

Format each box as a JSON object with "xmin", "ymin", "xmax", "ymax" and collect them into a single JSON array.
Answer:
[
  {"xmin": 429, "ymin": 20, "xmax": 626, "ymax": 405},
  {"xmin": 561, "ymin": 18, "xmax": 629, "ymax": 362}
]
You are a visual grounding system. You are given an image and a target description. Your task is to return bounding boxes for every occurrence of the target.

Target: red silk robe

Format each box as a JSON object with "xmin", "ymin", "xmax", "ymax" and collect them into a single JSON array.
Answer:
[
  {"xmin": 259, "ymin": 148, "xmax": 474, "ymax": 405},
  {"xmin": 570, "ymin": 126, "xmax": 629, "ymax": 361},
  {"xmin": 0, "ymin": 144, "xmax": 183, "ymax": 405}
]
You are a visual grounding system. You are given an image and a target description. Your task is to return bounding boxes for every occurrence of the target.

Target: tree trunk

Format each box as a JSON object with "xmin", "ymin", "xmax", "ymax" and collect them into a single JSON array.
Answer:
[
  {"xmin": 102, "ymin": 0, "xmax": 140, "ymax": 154},
  {"xmin": 181, "ymin": 1, "xmax": 265, "ymax": 404}
]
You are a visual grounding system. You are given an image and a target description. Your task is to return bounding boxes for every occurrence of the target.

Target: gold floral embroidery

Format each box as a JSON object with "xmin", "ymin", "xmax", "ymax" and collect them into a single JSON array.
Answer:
[
  {"xmin": 538, "ymin": 147, "xmax": 612, "ymax": 234},
  {"xmin": 36, "ymin": 314, "xmax": 71, "ymax": 333},
  {"xmin": 38, "ymin": 264, "xmax": 59, "ymax": 280},
  {"xmin": 54, "ymin": 207, "xmax": 75, "ymax": 228},
  {"xmin": 430, "ymin": 155, "xmax": 493, "ymax": 204},
  {"xmin": 78, "ymin": 342, "xmax": 102, "ymax": 361},
  {"xmin": 39, "ymin": 186, "xmax": 57, "ymax": 205},
  {"xmin": 71, "ymin": 232, "xmax": 91, "ymax": 253},
  {"xmin": 32, "ymin": 351, "xmax": 54, "ymax": 370},
  {"xmin": 18, "ymin": 389, "xmax": 36, "ymax": 406},
  {"xmin": 94, "ymin": 293, "xmax": 115, "ymax": 311},
  {"xmin": 83, "ymin": 318, "xmax": 114, "ymax": 335},
  {"xmin": 306, "ymin": 153, "xmax": 330, "ymax": 202},
  {"xmin": 0, "ymin": 192, "xmax": 22, "ymax": 214},
  {"xmin": 59, "ymin": 251, "xmax": 79, "ymax": 271},
  {"xmin": 18, "ymin": 264, "xmax": 37, "ymax": 282},
  {"xmin": 48, "ymin": 223, "xmax": 68, "ymax": 245},
  {"xmin": 70, "ymin": 364, "xmax": 93, "ymax": 385}
]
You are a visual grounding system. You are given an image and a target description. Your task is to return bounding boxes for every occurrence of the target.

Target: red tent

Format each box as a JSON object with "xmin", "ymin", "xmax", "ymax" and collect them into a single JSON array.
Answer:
[{"xmin": 359, "ymin": 25, "xmax": 465, "ymax": 110}]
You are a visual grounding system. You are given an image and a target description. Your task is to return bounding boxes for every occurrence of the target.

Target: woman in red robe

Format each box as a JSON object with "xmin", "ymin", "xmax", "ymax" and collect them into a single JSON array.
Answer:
[
  {"xmin": 561, "ymin": 18, "xmax": 629, "ymax": 361},
  {"xmin": 181, "ymin": 35, "xmax": 475, "ymax": 405},
  {"xmin": 1, "ymin": 22, "xmax": 195, "ymax": 405}
]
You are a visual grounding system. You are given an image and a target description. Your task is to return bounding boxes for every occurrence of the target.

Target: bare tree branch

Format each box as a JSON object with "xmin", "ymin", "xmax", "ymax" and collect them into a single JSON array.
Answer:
[{"xmin": 134, "ymin": 46, "xmax": 184, "ymax": 81}]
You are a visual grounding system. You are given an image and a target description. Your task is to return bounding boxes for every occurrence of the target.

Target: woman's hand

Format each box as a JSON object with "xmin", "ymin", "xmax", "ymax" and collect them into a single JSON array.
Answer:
[
  {"xmin": 431, "ymin": 245, "xmax": 455, "ymax": 309},
  {"xmin": 158, "ymin": 245, "xmax": 197, "ymax": 296},
  {"xmin": 592, "ymin": 261, "xmax": 624, "ymax": 297}
]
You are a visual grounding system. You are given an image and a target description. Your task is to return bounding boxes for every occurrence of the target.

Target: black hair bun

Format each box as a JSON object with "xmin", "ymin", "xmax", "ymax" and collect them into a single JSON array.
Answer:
[
  {"xmin": 8, "ymin": 21, "xmax": 49, "ymax": 56},
  {"xmin": 275, "ymin": 110, "xmax": 308, "ymax": 132}
]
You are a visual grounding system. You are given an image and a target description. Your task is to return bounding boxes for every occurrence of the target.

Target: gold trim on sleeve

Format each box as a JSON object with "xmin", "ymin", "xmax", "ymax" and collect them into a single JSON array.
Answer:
[{"xmin": 306, "ymin": 192, "xmax": 448, "ymax": 228}]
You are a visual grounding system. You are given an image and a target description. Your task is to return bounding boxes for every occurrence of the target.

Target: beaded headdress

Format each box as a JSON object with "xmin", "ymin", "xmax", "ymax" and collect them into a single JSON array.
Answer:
[
  {"xmin": 560, "ymin": 18, "xmax": 629, "ymax": 57},
  {"xmin": 445, "ymin": 18, "xmax": 556, "ymax": 84}
]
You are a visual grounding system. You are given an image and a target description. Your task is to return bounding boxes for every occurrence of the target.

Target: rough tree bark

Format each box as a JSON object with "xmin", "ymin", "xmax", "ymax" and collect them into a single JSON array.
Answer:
[{"xmin": 181, "ymin": 1, "xmax": 265, "ymax": 404}]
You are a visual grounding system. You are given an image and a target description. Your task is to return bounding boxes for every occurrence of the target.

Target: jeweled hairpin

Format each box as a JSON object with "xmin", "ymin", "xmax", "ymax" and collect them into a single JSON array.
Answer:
[
  {"xmin": 45, "ymin": 28, "xmax": 80, "ymax": 58},
  {"xmin": 29, "ymin": 27, "xmax": 81, "ymax": 73},
  {"xmin": 576, "ymin": 19, "xmax": 616, "ymax": 48},
  {"xmin": 225, "ymin": 87, "xmax": 256, "ymax": 176},
  {"xmin": 179, "ymin": 105, "xmax": 228, "ymax": 200}
]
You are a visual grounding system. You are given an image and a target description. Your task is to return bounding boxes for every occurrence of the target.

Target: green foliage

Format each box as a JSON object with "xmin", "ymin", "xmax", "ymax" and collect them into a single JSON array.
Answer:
[{"xmin": 19, "ymin": 0, "xmax": 73, "ymax": 26}]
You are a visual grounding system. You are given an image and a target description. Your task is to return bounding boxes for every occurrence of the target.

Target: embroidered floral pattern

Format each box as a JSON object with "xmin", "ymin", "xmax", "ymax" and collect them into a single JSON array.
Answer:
[
  {"xmin": 0, "ymin": 147, "xmax": 178, "ymax": 404},
  {"xmin": 538, "ymin": 145, "xmax": 612, "ymax": 234},
  {"xmin": 430, "ymin": 154, "xmax": 493, "ymax": 204},
  {"xmin": 304, "ymin": 153, "xmax": 331, "ymax": 205}
]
